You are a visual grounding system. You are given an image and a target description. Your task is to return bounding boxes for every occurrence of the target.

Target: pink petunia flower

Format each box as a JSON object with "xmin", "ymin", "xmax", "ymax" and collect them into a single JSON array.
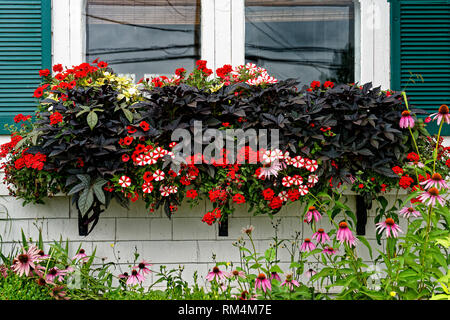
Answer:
[
  {"xmin": 312, "ymin": 228, "xmax": 330, "ymax": 244},
  {"xmin": 336, "ymin": 221, "xmax": 356, "ymax": 247},
  {"xmin": 206, "ymin": 266, "xmax": 228, "ymax": 282},
  {"xmin": 417, "ymin": 187, "xmax": 446, "ymax": 207},
  {"xmin": 399, "ymin": 206, "xmax": 420, "ymax": 218},
  {"xmin": 376, "ymin": 218, "xmax": 402, "ymax": 238},
  {"xmin": 229, "ymin": 269, "xmax": 246, "ymax": 279},
  {"xmin": 399, "ymin": 110, "xmax": 415, "ymax": 128},
  {"xmin": 255, "ymin": 273, "xmax": 271, "ymax": 292}
]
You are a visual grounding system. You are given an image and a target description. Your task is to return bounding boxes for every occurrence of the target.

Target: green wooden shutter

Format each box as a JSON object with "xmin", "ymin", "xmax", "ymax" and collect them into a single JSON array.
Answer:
[
  {"xmin": 0, "ymin": 0, "xmax": 51, "ymax": 133},
  {"xmin": 390, "ymin": 0, "xmax": 450, "ymax": 113}
]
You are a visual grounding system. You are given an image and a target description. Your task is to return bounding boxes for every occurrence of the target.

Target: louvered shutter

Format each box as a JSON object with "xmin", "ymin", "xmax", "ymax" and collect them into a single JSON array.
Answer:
[
  {"xmin": 0, "ymin": 0, "xmax": 51, "ymax": 133},
  {"xmin": 390, "ymin": 0, "xmax": 450, "ymax": 115}
]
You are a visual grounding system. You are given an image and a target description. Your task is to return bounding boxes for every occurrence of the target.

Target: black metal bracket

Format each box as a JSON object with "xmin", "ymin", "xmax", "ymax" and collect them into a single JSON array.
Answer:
[
  {"xmin": 218, "ymin": 215, "xmax": 229, "ymax": 237},
  {"xmin": 356, "ymin": 194, "xmax": 369, "ymax": 236}
]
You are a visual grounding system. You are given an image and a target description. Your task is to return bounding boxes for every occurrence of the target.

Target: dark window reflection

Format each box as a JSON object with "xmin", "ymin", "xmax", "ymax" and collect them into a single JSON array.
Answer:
[
  {"xmin": 86, "ymin": 0, "xmax": 201, "ymax": 80},
  {"xmin": 245, "ymin": 0, "xmax": 355, "ymax": 84}
]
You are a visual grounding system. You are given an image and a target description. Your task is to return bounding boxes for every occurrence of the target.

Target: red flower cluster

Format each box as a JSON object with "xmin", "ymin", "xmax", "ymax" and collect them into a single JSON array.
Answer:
[
  {"xmin": 202, "ymin": 208, "xmax": 221, "ymax": 225},
  {"xmin": 407, "ymin": 152, "xmax": 420, "ymax": 162},
  {"xmin": 0, "ymin": 134, "xmax": 22, "ymax": 158},
  {"xmin": 392, "ymin": 166, "xmax": 404, "ymax": 175},
  {"xmin": 49, "ymin": 112, "xmax": 63, "ymax": 125},
  {"xmin": 209, "ymin": 188, "xmax": 228, "ymax": 204},
  {"xmin": 399, "ymin": 175, "xmax": 414, "ymax": 189},
  {"xmin": 232, "ymin": 193, "xmax": 245, "ymax": 204},
  {"xmin": 216, "ymin": 64, "xmax": 233, "ymax": 79},
  {"xmin": 262, "ymin": 188, "xmax": 275, "ymax": 200},
  {"xmin": 196, "ymin": 60, "xmax": 213, "ymax": 76},
  {"xmin": 269, "ymin": 196, "xmax": 283, "ymax": 210},
  {"xmin": 186, "ymin": 189, "xmax": 198, "ymax": 199},
  {"xmin": 175, "ymin": 68, "xmax": 186, "ymax": 77},
  {"xmin": 14, "ymin": 151, "xmax": 46, "ymax": 171},
  {"xmin": 14, "ymin": 114, "xmax": 32, "ymax": 123}
]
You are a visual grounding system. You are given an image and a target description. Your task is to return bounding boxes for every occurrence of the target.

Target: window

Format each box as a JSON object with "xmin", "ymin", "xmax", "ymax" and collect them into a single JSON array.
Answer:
[
  {"xmin": 85, "ymin": 0, "xmax": 201, "ymax": 80},
  {"xmin": 245, "ymin": 0, "xmax": 355, "ymax": 84}
]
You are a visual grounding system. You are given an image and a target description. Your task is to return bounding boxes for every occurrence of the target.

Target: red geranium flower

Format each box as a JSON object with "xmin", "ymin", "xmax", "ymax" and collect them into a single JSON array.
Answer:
[
  {"xmin": 323, "ymin": 81, "xmax": 334, "ymax": 89},
  {"xmin": 232, "ymin": 194, "xmax": 245, "ymax": 204},
  {"xmin": 49, "ymin": 112, "xmax": 63, "ymax": 125},
  {"xmin": 186, "ymin": 189, "xmax": 198, "ymax": 199},
  {"xmin": 399, "ymin": 175, "xmax": 414, "ymax": 189},
  {"xmin": 269, "ymin": 196, "xmax": 283, "ymax": 210},
  {"xmin": 392, "ymin": 166, "xmax": 404, "ymax": 175},
  {"xmin": 407, "ymin": 152, "xmax": 420, "ymax": 162},
  {"xmin": 175, "ymin": 68, "xmax": 186, "ymax": 76},
  {"xmin": 262, "ymin": 188, "xmax": 275, "ymax": 201}
]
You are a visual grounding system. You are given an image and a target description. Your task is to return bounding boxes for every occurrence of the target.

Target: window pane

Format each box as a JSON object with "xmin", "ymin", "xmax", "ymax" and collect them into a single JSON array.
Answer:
[
  {"xmin": 245, "ymin": 0, "xmax": 355, "ymax": 84},
  {"xmin": 86, "ymin": 0, "xmax": 201, "ymax": 79}
]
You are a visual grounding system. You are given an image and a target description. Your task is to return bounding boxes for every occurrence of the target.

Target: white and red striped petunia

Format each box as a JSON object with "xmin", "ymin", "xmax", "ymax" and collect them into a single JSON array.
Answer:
[
  {"xmin": 305, "ymin": 159, "xmax": 318, "ymax": 172},
  {"xmin": 153, "ymin": 147, "xmax": 166, "ymax": 159},
  {"xmin": 291, "ymin": 156, "xmax": 305, "ymax": 168},
  {"xmin": 262, "ymin": 150, "xmax": 277, "ymax": 164},
  {"xmin": 160, "ymin": 186, "xmax": 170, "ymax": 197},
  {"xmin": 292, "ymin": 175, "xmax": 303, "ymax": 186},
  {"xmin": 272, "ymin": 149, "xmax": 283, "ymax": 160},
  {"xmin": 135, "ymin": 154, "xmax": 147, "ymax": 166},
  {"xmin": 282, "ymin": 176, "xmax": 294, "ymax": 187},
  {"xmin": 168, "ymin": 186, "xmax": 178, "ymax": 194},
  {"xmin": 153, "ymin": 169, "xmax": 165, "ymax": 181},
  {"xmin": 308, "ymin": 174, "xmax": 319, "ymax": 185},
  {"xmin": 119, "ymin": 176, "xmax": 131, "ymax": 188},
  {"xmin": 278, "ymin": 191, "xmax": 289, "ymax": 202},
  {"xmin": 298, "ymin": 185, "xmax": 309, "ymax": 196},
  {"xmin": 142, "ymin": 182, "xmax": 154, "ymax": 193}
]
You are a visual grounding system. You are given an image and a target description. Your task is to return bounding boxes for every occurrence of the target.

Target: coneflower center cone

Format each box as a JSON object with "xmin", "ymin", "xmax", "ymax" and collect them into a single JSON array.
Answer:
[
  {"xmin": 429, "ymin": 187, "xmax": 440, "ymax": 196},
  {"xmin": 18, "ymin": 254, "xmax": 29, "ymax": 263},
  {"xmin": 439, "ymin": 104, "xmax": 449, "ymax": 115},
  {"xmin": 385, "ymin": 218, "xmax": 395, "ymax": 226},
  {"xmin": 432, "ymin": 173, "xmax": 443, "ymax": 181}
]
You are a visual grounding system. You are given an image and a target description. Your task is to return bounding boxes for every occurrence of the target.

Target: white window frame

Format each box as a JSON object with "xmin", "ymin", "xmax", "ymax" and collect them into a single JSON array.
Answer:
[{"xmin": 51, "ymin": 0, "xmax": 390, "ymax": 89}]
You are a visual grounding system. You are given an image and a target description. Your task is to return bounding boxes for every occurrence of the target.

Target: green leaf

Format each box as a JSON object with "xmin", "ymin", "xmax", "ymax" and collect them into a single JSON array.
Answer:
[
  {"xmin": 357, "ymin": 236, "xmax": 373, "ymax": 260},
  {"xmin": 122, "ymin": 108, "xmax": 133, "ymax": 123},
  {"xmin": 78, "ymin": 187, "xmax": 94, "ymax": 215},
  {"xmin": 67, "ymin": 182, "xmax": 86, "ymax": 196},
  {"xmin": 87, "ymin": 111, "xmax": 98, "ymax": 130}
]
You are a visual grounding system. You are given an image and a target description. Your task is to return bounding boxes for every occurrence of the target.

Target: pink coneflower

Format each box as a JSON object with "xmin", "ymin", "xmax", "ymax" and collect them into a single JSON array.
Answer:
[
  {"xmin": 417, "ymin": 187, "xmax": 446, "ymax": 207},
  {"xmin": 322, "ymin": 246, "xmax": 337, "ymax": 255},
  {"xmin": 399, "ymin": 110, "xmax": 415, "ymax": 128},
  {"xmin": 312, "ymin": 228, "xmax": 331, "ymax": 244},
  {"xmin": 430, "ymin": 104, "xmax": 450, "ymax": 125},
  {"xmin": 126, "ymin": 269, "xmax": 145, "ymax": 286},
  {"xmin": 46, "ymin": 267, "xmax": 67, "ymax": 283},
  {"xmin": 281, "ymin": 273, "xmax": 300, "ymax": 290},
  {"xmin": 270, "ymin": 272, "xmax": 281, "ymax": 282},
  {"xmin": 11, "ymin": 247, "xmax": 39, "ymax": 277},
  {"xmin": 300, "ymin": 238, "xmax": 316, "ymax": 252},
  {"xmin": 376, "ymin": 218, "xmax": 402, "ymax": 238},
  {"xmin": 305, "ymin": 268, "xmax": 317, "ymax": 279},
  {"xmin": 35, "ymin": 249, "xmax": 50, "ymax": 262},
  {"xmin": 399, "ymin": 206, "xmax": 420, "ymax": 218},
  {"xmin": 206, "ymin": 266, "xmax": 228, "ymax": 282},
  {"xmin": 50, "ymin": 285, "xmax": 69, "ymax": 300},
  {"xmin": 134, "ymin": 260, "xmax": 152, "ymax": 276},
  {"xmin": 336, "ymin": 221, "xmax": 356, "ymax": 247},
  {"xmin": 72, "ymin": 248, "xmax": 88, "ymax": 262},
  {"xmin": 0, "ymin": 265, "xmax": 7, "ymax": 278},
  {"xmin": 304, "ymin": 206, "xmax": 321, "ymax": 223},
  {"xmin": 420, "ymin": 173, "xmax": 449, "ymax": 190},
  {"xmin": 229, "ymin": 269, "xmax": 246, "ymax": 279},
  {"xmin": 255, "ymin": 273, "xmax": 271, "ymax": 292}
]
